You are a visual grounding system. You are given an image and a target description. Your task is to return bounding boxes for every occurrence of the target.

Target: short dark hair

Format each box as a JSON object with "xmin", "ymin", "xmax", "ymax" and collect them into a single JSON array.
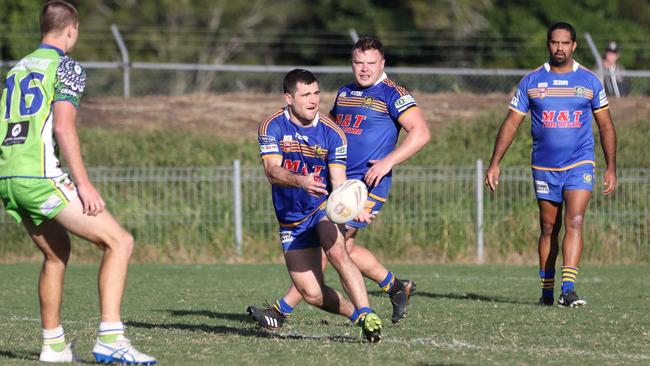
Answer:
[
  {"xmin": 40, "ymin": 0, "xmax": 79, "ymax": 37},
  {"xmin": 547, "ymin": 22, "xmax": 576, "ymax": 43},
  {"xmin": 352, "ymin": 36, "xmax": 384, "ymax": 58},
  {"xmin": 283, "ymin": 69, "xmax": 318, "ymax": 95}
]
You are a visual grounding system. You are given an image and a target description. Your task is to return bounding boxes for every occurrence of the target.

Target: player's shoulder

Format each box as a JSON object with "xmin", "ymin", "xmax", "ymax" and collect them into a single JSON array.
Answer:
[
  {"xmin": 334, "ymin": 83, "xmax": 355, "ymax": 100},
  {"xmin": 320, "ymin": 113, "xmax": 342, "ymax": 131},
  {"xmin": 337, "ymin": 83, "xmax": 356, "ymax": 93},
  {"xmin": 258, "ymin": 108, "xmax": 285, "ymax": 135},
  {"xmin": 381, "ymin": 78, "xmax": 411, "ymax": 97},
  {"xmin": 319, "ymin": 114, "xmax": 346, "ymax": 141},
  {"xmin": 519, "ymin": 64, "xmax": 547, "ymax": 84},
  {"xmin": 577, "ymin": 64, "xmax": 602, "ymax": 83},
  {"xmin": 55, "ymin": 55, "xmax": 86, "ymax": 91}
]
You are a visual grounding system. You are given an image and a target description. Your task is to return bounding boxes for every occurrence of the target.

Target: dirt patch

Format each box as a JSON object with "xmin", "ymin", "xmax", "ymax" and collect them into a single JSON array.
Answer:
[{"xmin": 78, "ymin": 93, "xmax": 648, "ymax": 138}]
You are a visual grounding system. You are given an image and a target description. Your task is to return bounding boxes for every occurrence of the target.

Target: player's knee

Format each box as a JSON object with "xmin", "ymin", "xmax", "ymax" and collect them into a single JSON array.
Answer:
[
  {"xmin": 324, "ymin": 244, "xmax": 348, "ymax": 267},
  {"xmin": 43, "ymin": 247, "xmax": 71, "ymax": 267},
  {"xmin": 300, "ymin": 288, "xmax": 324, "ymax": 306},
  {"xmin": 566, "ymin": 214, "xmax": 585, "ymax": 230},
  {"xmin": 104, "ymin": 231, "xmax": 134, "ymax": 258},
  {"xmin": 540, "ymin": 221, "xmax": 557, "ymax": 236},
  {"xmin": 119, "ymin": 232, "xmax": 135, "ymax": 258},
  {"xmin": 41, "ymin": 240, "xmax": 72, "ymax": 265}
]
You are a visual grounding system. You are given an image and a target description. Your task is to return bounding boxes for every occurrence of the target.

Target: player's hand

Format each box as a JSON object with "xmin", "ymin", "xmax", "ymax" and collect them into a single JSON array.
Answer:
[
  {"xmin": 485, "ymin": 165, "xmax": 500, "ymax": 191},
  {"xmin": 77, "ymin": 182, "xmax": 105, "ymax": 216},
  {"xmin": 603, "ymin": 168, "xmax": 617, "ymax": 195},
  {"xmin": 365, "ymin": 159, "xmax": 393, "ymax": 187},
  {"xmin": 300, "ymin": 173, "xmax": 328, "ymax": 197},
  {"xmin": 354, "ymin": 209, "xmax": 375, "ymax": 224}
]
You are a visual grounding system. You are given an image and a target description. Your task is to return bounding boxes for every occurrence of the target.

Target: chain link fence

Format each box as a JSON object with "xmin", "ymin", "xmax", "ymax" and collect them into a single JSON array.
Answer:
[
  {"xmin": 3, "ymin": 62, "xmax": 648, "ymax": 97},
  {"xmin": 1, "ymin": 165, "xmax": 648, "ymax": 263}
]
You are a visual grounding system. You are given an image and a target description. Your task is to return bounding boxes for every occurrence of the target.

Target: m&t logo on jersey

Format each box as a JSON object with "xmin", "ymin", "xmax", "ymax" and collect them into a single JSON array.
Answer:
[
  {"xmin": 541, "ymin": 110, "xmax": 583, "ymax": 128},
  {"xmin": 283, "ymin": 160, "xmax": 325, "ymax": 183},
  {"xmin": 336, "ymin": 114, "xmax": 366, "ymax": 135}
]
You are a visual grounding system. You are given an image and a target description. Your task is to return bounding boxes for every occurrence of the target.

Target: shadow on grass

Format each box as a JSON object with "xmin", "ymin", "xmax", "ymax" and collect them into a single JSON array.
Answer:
[
  {"xmin": 0, "ymin": 350, "xmax": 38, "ymax": 361},
  {"xmin": 414, "ymin": 291, "xmax": 531, "ymax": 305},
  {"xmin": 0, "ymin": 349, "xmax": 97, "ymax": 364},
  {"xmin": 369, "ymin": 290, "xmax": 530, "ymax": 305},
  {"xmin": 126, "ymin": 320, "xmax": 360, "ymax": 343},
  {"xmin": 161, "ymin": 309, "xmax": 250, "ymax": 322}
]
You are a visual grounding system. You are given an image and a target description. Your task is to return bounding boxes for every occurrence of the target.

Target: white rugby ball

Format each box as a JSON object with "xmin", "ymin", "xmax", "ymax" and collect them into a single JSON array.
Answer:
[{"xmin": 326, "ymin": 179, "xmax": 368, "ymax": 224}]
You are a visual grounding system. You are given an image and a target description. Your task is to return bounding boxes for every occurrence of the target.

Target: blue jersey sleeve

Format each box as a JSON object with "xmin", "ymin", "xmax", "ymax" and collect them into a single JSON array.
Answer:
[
  {"xmin": 591, "ymin": 77, "xmax": 609, "ymax": 111},
  {"xmin": 386, "ymin": 87, "xmax": 417, "ymax": 122},
  {"xmin": 258, "ymin": 119, "xmax": 282, "ymax": 160},
  {"xmin": 509, "ymin": 75, "xmax": 530, "ymax": 114}
]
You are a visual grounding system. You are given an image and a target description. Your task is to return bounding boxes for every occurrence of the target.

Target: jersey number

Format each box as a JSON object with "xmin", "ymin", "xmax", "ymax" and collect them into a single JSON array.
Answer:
[{"xmin": 4, "ymin": 72, "xmax": 45, "ymax": 119}]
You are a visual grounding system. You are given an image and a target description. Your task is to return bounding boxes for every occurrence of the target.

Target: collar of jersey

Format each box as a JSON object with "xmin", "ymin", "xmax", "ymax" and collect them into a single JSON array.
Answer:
[
  {"xmin": 543, "ymin": 60, "xmax": 580, "ymax": 73},
  {"xmin": 39, "ymin": 44, "xmax": 65, "ymax": 56},
  {"xmin": 373, "ymin": 72, "xmax": 388, "ymax": 86},
  {"xmin": 283, "ymin": 106, "xmax": 319, "ymax": 128}
]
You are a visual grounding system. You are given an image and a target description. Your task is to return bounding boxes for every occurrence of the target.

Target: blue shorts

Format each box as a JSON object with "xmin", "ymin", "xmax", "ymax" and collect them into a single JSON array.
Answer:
[
  {"xmin": 532, "ymin": 164, "xmax": 595, "ymax": 203},
  {"xmin": 346, "ymin": 174, "xmax": 391, "ymax": 229},
  {"xmin": 278, "ymin": 209, "xmax": 327, "ymax": 251}
]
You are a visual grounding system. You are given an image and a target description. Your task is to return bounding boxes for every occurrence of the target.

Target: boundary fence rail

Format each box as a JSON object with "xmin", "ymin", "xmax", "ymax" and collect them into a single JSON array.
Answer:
[{"xmin": 1, "ymin": 163, "xmax": 647, "ymax": 263}]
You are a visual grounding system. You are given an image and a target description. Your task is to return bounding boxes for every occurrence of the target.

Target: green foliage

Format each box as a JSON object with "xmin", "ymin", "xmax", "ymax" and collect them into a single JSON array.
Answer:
[
  {"xmin": 2, "ymin": 0, "xmax": 649, "ymax": 69},
  {"xmin": 79, "ymin": 128, "xmax": 259, "ymax": 166}
]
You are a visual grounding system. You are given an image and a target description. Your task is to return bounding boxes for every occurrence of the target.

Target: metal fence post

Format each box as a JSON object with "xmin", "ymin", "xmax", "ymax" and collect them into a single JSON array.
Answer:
[
  {"xmin": 110, "ymin": 24, "xmax": 130, "ymax": 97},
  {"xmin": 232, "ymin": 160, "xmax": 243, "ymax": 257},
  {"xmin": 476, "ymin": 159, "xmax": 484, "ymax": 263}
]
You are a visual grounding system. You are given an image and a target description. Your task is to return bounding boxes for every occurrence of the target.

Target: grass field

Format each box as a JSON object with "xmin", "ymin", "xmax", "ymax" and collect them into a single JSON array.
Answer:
[{"xmin": 1, "ymin": 263, "xmax": 648, "ymax": 365}]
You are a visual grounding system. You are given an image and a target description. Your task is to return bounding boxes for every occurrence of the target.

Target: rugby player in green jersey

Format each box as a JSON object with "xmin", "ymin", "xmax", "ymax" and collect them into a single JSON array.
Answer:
[{"xmin": 0, "ymin": 1, "xmax": 155, "ymax": 363}]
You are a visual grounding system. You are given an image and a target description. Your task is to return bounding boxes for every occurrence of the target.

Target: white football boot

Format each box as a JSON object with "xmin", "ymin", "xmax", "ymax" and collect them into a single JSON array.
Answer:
[
  {"xmin": 39, "ymin": 341, "xmax": 77, "ymax": 363},
  {"xmin": 93, "ymin": 335, "xmax": 157, "ymax": 365}
]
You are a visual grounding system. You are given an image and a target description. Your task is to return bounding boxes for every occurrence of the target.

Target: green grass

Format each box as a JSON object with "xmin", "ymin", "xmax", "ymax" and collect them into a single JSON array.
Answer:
[
  {"xmin": 1, "ymin": 263, "xmax": 649, "ymax": 365},
  {"xmin": 78, "ymin": 111, "xmax": 650, "ymax": 168}
]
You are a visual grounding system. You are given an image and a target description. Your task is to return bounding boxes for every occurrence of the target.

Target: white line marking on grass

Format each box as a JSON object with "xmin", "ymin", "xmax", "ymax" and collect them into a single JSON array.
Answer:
[
  {"xmin": 274, "ymin": 331, "xmax": 650, "ymax": 361},
  {"xmin": 2, "ymin": 316, "xmax": 90, "ymax": 324}
]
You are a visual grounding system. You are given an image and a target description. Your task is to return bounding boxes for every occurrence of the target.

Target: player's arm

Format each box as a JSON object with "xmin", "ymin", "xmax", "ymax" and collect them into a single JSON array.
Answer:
[
  {"xmin": 365, "ymin": 106, "xmax": 430, "ymax": 187},
  {"xmin": 262, "ymin": 156, "xmax": 328, "ymax": 197},
  {"xmin": 53, "ymin": 101, "xmax": 105, "ymax": 215},
  {"xmin": 593, "ymin": 108, "xmax": 617, "ymax": 195},
  {"xmin": 485, "ymin": 109, "xmax": 526, "ymax": 191},
  {"xmin": 328, "ymin": 164, "xmax": 346, "ymax": 189}
]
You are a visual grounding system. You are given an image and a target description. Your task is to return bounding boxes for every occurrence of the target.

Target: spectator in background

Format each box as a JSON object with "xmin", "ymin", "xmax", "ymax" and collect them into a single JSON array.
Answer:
[{"xmin": 602, "ymin": 41, "xmax": 628, "ymax": 96}]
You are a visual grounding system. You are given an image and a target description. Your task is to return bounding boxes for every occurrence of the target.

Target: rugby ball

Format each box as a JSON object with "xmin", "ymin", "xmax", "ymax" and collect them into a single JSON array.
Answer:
[{"xmin": 326, "ymin": 179, "xmax": 368, "ymax": 224}]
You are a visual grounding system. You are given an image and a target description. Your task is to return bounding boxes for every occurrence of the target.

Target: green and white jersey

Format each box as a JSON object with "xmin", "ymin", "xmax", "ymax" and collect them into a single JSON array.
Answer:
[{"xmin": 0, "ymin": 44, "xmax": 86, "ymax": 178}]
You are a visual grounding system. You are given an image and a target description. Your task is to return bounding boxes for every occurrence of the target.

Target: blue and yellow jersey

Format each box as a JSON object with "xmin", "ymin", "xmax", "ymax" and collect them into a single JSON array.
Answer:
[
  {"xmin": 258, "ymin": 107, "xmax": 347, "ymax": 226},
  {"xmin": 509, "ymin": 61, "xmax": 609, "ymax": 171},
  {"xmin": 330, "ymin": 73, "xmax": 417, "ymax": 177}
]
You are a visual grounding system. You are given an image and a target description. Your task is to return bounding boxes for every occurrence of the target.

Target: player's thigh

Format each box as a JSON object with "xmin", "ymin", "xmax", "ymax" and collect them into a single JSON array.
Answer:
[
  {"xmin": 563, "ymin": 166, "xmax": 594, "ymax": 218},
  {"xmin": 563, "ymin": 190, "xmax": 591, "ymax": 220},
  {"xmin": 317, "ymin": 218, "xmax": 345, "ymax": 252},
  {"xmin": 23, "ymin": 217, "xmax": 71, "ymax": 260},
  {"xmin": 343, "ymin": 227, "xmax": 359, "ymax": 253},
  {"xmin": 537, "ymin": 199, "xmax": 563, "ymax": 228},
  {"xmin": 54, "ymin": 197, "xmax": 131, "ymax": 247},
  {"xmin": 284, "ymin": 247, "xmax": 325, "ymax": 293}
]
